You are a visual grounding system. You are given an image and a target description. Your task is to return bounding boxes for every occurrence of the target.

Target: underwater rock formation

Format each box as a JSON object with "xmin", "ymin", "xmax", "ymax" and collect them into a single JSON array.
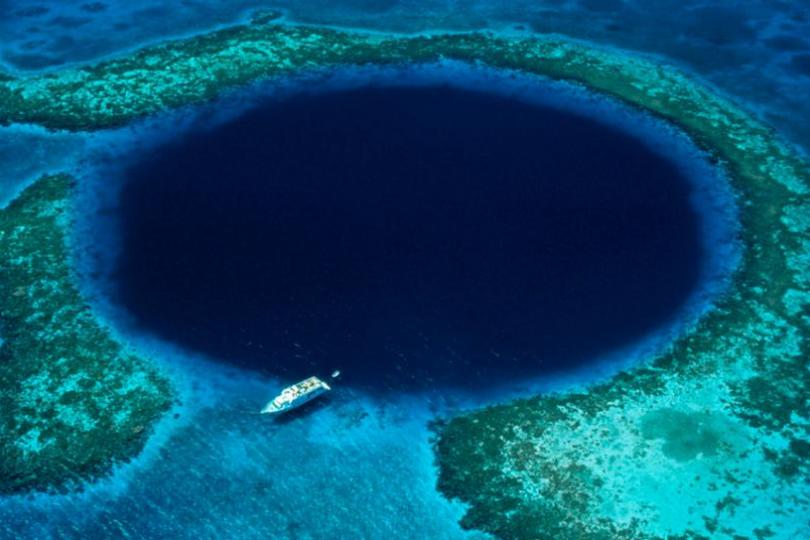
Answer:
[{"xmin": 0, "ymin": 175, "xmax": 171, "ymax": 494}]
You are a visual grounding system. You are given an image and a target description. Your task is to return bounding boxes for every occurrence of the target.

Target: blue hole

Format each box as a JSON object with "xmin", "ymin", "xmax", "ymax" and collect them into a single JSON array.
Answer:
[{"xmin": 114, "ymin": 85, "xmax": 703, "ymax": 391}]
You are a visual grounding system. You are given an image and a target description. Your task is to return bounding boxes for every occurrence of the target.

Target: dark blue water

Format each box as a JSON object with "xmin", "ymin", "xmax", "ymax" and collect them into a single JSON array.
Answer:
[{"xmin": 114, "ymin": 85, "xmax": 702, "ymax": 390}]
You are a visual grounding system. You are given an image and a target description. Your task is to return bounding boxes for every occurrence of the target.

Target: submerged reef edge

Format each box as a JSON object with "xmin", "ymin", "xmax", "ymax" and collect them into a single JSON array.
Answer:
[
  {"xmin": 0, "ymin": 176, "xmax": 172, "ymax": 495},
  {"xmin": 0, "ymin": 19, "xmax": 808, "ymax": 538}
]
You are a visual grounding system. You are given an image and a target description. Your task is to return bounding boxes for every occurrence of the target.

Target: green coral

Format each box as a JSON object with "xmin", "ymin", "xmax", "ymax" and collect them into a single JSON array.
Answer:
[
  {"xmin": 0, "ymin": 176, "xmax": 172, "ymax": 494},
  {"xmin": 430, "ymin": 66, "xmax": 810, "ymax": 534}
]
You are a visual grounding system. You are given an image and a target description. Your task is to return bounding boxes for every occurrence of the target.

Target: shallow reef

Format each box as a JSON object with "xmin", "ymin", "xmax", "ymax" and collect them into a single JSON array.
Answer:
[
  {"xmin": 0, "ymin": 175, "xmax": 171, "ymax": 494},
  {"xmin": 0, "ymin": 16, "xmax": 808, "ymax": 538}
]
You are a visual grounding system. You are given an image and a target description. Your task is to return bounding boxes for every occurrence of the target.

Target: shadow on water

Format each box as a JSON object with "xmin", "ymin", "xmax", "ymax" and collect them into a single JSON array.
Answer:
[{"xmin": 111, "ymin": 84, "xmax": 704, "ymax": 392}]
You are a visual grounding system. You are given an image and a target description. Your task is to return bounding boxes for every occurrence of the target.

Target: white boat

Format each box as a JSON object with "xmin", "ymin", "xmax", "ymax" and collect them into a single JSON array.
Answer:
[{"xmin": 261, "ymin": 376, "xmax": 331, "ymax": 414}]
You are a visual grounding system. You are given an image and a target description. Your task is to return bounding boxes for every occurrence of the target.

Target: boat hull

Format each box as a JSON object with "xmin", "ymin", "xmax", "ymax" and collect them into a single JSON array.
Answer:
[{"xmin": 261, "ymin": 376, "xmax": 331, "ymax": 414}]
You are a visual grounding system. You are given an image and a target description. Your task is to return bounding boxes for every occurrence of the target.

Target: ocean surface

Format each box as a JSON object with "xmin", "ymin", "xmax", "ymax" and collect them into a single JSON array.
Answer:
[
  {"xmin": 0, "ymin": 2, "xmax": 775, "ymax": 539},
  {"xmin": 0, "ymin": 60, "xmax": 741, "ymax": 538}
]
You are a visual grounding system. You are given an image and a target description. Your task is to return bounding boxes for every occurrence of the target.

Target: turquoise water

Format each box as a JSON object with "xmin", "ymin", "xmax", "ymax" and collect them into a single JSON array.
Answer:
[{"xmin": 0, "ymin": 63, "xmax": 741, "ymax": 538}]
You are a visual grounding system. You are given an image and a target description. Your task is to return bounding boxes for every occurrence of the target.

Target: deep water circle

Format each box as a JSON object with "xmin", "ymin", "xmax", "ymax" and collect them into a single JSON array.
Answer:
[{"xmin": 114, "ymin": 85, "xmax": 703, "ymax": 390}]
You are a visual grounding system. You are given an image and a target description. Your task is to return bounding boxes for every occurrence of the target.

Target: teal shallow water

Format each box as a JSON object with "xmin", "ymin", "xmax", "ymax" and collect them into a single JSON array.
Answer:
[{"xmin": 0, "ymin": 349, "xmax": 485, "ymax": 539}]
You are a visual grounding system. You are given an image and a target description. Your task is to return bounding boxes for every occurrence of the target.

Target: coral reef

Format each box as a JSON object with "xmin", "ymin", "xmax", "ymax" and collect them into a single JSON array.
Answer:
[
  {"xmin": 0, "ymin": 176, "xmax": 171, "ymax": 494},
  {"xmin": 0, "ymin": 18, "xmax": 807, "ymax": 537},
  {"xmin": 432, "ymin": 36, "xmax": 810, "ymax": 540}
]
